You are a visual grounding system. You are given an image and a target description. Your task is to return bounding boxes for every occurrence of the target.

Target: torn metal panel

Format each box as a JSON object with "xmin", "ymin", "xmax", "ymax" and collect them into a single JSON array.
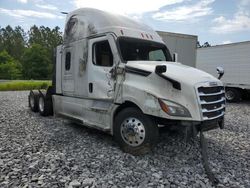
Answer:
[{"xmin": 53, "ymin": 94, "xmax": 113, "ymax": 131}]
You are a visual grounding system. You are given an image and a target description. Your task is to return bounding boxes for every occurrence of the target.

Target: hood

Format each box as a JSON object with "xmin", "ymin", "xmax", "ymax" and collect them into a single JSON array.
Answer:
[{"xmin": 126, "ymin": 61, "xmax": 219, "ymax": 85}]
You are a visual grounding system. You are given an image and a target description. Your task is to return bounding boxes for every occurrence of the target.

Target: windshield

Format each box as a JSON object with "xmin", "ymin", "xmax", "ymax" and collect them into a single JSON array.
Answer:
[{"xmin": 118, "ymin": 37, "xmax": 172, "ymax": 62}]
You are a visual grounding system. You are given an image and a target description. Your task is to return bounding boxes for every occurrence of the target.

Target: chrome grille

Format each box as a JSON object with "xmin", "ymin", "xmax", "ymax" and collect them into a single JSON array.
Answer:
[{"xmin": 197, "ymin": 86, "xmax": 225, "ymax": 120}]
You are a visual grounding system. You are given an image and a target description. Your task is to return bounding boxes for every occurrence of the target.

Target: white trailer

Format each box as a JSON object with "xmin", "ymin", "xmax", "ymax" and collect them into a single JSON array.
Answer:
[
  {"xmin": 28, "ymin": 8, "xmax": 225, "ymax": 156},
  {"xmin": 197, "ymin": 41, "xmax": 250, "ymax": 102},
  {"xmin": 157, "ymin": 31, "xmax": 197, "ymax": 68}
]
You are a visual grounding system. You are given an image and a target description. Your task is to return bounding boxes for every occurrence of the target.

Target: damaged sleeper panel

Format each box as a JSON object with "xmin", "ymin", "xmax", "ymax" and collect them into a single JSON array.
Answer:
[{"xmin": 53, "ymin": 95, "xmax": 113, "ymax": 131}]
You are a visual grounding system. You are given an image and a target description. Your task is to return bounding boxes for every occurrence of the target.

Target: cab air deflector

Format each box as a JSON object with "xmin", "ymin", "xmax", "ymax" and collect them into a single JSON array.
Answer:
[
  {"xmin": 125, "ymin": 65, "xmax": 181, "ymax": 90},
  {"xmin": 155, "ymin": 72, "xmax": 181, "ymax": 90},
  {"xmin": 154, "ymin": 65, "xmax": 181, "ymax": 90}
]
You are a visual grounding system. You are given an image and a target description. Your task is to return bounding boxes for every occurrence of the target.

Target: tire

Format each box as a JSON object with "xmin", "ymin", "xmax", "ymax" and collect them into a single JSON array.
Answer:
[
  {"xmin": 29, "ymin": 90, "xmax": 39, "ymax": 112},
  {"xmin": 225, "ymin": 88, "xmax": 241, "ymax": 102},
  {"xmin": 38, "ymin": 93, "xmax": 53, "ymax": 116},
  {"xmin": 114, "ymin": 107, "xmax": 159, "ymax": 155}
]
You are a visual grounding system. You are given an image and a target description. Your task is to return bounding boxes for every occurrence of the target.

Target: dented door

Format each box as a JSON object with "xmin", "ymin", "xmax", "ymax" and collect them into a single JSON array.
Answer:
[{"xmin": 87, "ymin": 36, "xmax": 116, "ymax": 100}]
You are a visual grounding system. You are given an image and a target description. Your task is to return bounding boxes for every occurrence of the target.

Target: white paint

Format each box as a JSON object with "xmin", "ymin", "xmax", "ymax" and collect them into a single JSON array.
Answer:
[
  {"xmin": 64, "ymin": 8, "xmax": 162, "ymax": 43},
  {"xmin": 55, "ymin": 8, "xmax": 224, "ymax": 133},
  {"xmin": 56, "ymin": 45, "xmax": 62, "ymax": 94}
]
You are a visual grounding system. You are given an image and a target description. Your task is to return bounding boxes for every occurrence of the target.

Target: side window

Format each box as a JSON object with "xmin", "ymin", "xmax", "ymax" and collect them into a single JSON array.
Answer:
[
  {"xmin": 93, "ymin": 40, "xmax": 113, "ymax": 67},
  {"xmin": 65, "ymin": 52, "xmax": 71, "ymax": 70}
]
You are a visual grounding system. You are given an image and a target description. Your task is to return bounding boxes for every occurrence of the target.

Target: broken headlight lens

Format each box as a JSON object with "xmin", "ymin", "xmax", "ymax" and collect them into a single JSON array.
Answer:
[{"xmin": 158, "ymin": 99, "xmax": 191, "ymax": 117}]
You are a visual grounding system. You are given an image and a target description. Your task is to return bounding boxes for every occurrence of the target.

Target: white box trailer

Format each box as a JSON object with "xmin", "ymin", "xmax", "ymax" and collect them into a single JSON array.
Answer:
[
  {"xmin": 157, "ymin": 31, "xmax": 197, "ymax": 68},
  {"xmin": 197, "ymin": 41, "xmax": 250, "ymax": 102}
]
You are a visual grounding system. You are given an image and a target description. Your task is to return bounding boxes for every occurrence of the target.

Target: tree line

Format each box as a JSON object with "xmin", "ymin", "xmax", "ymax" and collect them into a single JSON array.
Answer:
[
  {"xmin": 0, "ymin": 25, "xmax": 63, "ymax": 80},
  {"xmin": 197, "ymin": 41, "xmax": 211, "ymax": 48}
]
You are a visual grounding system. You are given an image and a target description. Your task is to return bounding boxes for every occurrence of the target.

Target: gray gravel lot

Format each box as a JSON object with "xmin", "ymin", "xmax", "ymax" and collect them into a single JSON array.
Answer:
[{"xmin": 0, "ymin": 91, "xmax": 249, "ymax": 188}]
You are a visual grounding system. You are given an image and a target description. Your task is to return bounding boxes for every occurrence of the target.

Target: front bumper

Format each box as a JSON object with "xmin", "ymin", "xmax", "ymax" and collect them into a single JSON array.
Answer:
[
  {"xmin": 157, "ymin": 115, "xmax": 224, "ymax": 133},
  {"xmin": 197, "ymin": 116, "xmax": 224, "ymax": 132}
]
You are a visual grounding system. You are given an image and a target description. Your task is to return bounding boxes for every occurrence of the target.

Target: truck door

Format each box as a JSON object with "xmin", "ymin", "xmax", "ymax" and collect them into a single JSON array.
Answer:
[
  {"xmin": 88, "ymin": 36, "xmax": 116, "ymax": 99},
  {"xmin": 61, "ymin": 46, "xmax": 74, "ymax": 95}
]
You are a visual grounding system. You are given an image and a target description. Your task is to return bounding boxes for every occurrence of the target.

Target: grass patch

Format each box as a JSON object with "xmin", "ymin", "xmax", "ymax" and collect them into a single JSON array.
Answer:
[{"xmin": 0, "ymin": 80, "xmax": 52, "ymax": 91}]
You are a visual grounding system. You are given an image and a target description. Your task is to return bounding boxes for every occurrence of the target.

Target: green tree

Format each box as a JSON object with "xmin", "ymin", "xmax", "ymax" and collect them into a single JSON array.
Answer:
[
  {"xmin": 197, "ymin": 41, "xmax": 201, "ymax": 48},
  {"xmin": 202, "ymin": 42, "xmax": 211, "ymax": 47},
  {"xmin": 0, "ymin": 25, "xmax": 63, "ymax": 80},
  {"xmin": 29, "ymin": 25, "xmax": 62, "ymax": 54},
  {"xmin": 0, "ymin": 25, "xmax": 26, "ymax": 61},
  {"xmin": 0, "ymin": 50, "xmax": 22, "ymax": 79},
  {"xmin": 28, "ymin": 25, "xmax": 63, "ymax": 79},
  {"xmin": 22, "ymin": 44, "xmax": 51, "ymax": 79}
]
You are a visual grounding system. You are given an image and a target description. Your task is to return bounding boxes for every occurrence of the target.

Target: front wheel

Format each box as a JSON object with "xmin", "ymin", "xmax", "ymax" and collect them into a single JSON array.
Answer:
[{"xmin": 114, "ymin": 107, "xmax": 159, "ymax": 155}]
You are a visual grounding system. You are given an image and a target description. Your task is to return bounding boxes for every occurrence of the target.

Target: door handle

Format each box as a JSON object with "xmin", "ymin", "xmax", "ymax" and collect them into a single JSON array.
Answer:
[{"xmin": 89, "ymin": 83, "xmax": 93, "ymax": 93}]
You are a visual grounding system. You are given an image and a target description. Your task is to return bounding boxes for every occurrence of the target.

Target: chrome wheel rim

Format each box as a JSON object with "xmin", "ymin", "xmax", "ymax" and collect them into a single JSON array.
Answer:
[
  {"xmin": 30, "ymin": 95, "xmax": 35, "ymax": 108},
  {"xmin": 226, "ymin": 90, "xmax": 234, "ymax": 100},
  {"xmin": 39, "ymin": 97, "xmax": 44, "ymax": 112},
  {"xmin": 120, "ymin": 117, "xmax": 145, "ymax": 147}
]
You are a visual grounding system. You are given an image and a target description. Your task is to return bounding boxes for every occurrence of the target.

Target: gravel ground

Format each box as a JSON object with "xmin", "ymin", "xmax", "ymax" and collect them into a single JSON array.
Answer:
[{"xmin": 0, "ymin": 91, "xmax": 249, "ymax": 188}]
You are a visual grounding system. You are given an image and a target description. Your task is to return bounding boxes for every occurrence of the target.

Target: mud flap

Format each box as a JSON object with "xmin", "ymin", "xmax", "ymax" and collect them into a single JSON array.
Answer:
[{"xmin": 200, "ymin": 131, "xmax": 219, "ymax": 186}]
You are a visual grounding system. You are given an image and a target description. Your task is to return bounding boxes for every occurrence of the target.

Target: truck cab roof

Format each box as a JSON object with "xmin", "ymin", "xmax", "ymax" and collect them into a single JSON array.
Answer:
[{"xmin": 64, "ymin": 8, "xmax": 163, "ymax": 44}]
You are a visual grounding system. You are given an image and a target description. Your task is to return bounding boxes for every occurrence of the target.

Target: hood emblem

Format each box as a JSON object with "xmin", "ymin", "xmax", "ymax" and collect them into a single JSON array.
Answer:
[{"xmin": 209, "ymin": 82, "xmax": 218, "ymax": 87}]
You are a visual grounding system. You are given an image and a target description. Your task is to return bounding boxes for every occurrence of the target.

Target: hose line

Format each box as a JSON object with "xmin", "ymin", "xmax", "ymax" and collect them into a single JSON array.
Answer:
[{"xmin": 200, "ymin": 131, "xmax": 219, "ymax": 186}]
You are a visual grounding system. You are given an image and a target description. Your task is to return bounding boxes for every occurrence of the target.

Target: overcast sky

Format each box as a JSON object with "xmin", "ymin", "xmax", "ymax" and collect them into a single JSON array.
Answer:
[{"xmin": 0, "ymin": 0, "xmax": 250, "ymax": 45}]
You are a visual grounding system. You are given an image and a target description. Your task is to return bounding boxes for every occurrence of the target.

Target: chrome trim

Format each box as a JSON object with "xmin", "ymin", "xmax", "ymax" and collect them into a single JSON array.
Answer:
[
  {"xmin": 200, "ymin": 97, "xmax": 225, "ymax": 105},
  {"xmin": 202, "ymin": 105, "xmax": 225, "ymax": 113},
  {"xmin": 198, "ymin": 90, "xmax": 225, "ymax": 96},
  {"xmin": 203, "ymin": 111, "xmax": 225, "ymax": 120},
  {"xmin": 195, "ymin": 82, "xmax": 225, "ymax": 121}
]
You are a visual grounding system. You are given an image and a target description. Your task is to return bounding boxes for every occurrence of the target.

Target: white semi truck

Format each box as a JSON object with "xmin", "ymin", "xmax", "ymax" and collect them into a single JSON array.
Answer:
[
  {"xmin": 197, "ymin": 41, "xmax": 250, "ymax": 102},
  {"xmin": 28, "ymin": 8, "xmax": 225, "ymax": 155}
]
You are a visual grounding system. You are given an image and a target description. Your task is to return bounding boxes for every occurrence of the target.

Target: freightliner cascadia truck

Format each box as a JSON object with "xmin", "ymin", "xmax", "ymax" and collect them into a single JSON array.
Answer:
[{"xmin": 28, "ymin": 8, "xmax": 225, "ymax": 155}]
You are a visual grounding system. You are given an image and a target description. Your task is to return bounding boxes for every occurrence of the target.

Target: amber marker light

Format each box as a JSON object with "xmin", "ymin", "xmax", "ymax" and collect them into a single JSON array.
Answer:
[{"xmin": 158, "ymin": 99, "xmax": 169, "ymax": 113}]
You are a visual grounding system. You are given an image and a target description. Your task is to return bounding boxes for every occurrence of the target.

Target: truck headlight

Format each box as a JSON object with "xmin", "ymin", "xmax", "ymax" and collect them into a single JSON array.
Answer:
[{"xmin": 158, "ymin": 99, "xmax": 191, "ymax": 117}]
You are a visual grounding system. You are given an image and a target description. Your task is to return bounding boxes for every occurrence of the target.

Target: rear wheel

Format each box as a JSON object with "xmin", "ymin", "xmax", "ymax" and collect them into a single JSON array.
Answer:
[
  {"xmin": 38, "ymin": 93, "xmax": 53, "ymax": 116},
  {"xmin": 114, "ymin": 107, "xmax": 159, "ymax": 155},
  {"xmin": 225, "ymin": 88, "xmax": 241, "ymax": 102},
  {"xmin": 29, "ymin": 90, "xmax": 39, "ymax": 112}
]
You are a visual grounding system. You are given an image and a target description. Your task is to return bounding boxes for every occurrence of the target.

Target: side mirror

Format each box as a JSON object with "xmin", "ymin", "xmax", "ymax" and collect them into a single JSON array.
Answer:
[
  {"xmin": 155, "ymin": 65, "xmax": 167, "ymax": 74},
  {"xmin": 173, "ymin": 53, "xmax": 178, "ymax": 62},
  {"xmin": 216, "ymin": 66, "xmax": 224, "ymax": 80}
]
